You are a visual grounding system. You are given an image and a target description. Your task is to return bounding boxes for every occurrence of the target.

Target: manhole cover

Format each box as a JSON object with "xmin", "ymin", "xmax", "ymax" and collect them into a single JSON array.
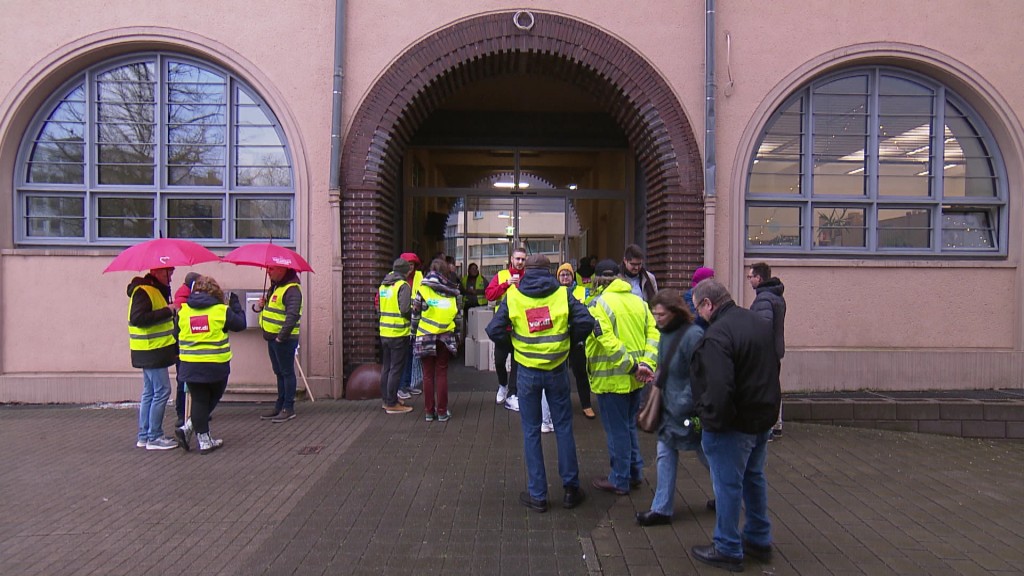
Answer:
[{"xmin": 298, "ymin": 445, "xmax": 324, "ymax": 455}]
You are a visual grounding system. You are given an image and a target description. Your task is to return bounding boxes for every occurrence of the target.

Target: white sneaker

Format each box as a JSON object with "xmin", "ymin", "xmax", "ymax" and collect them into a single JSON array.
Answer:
[
  {"xmin": 146, "ymin": 437, "xmax": 178, "ymax": 451},
  {"xmin": 397, "ymin": 389, "xmax": 412, "ymax": 400},
  {"xmin": 136, "ymin": 440, "xmax": 147, "ymax": 448},
  {"xmin": 541, "ymin": 422, "xmax": 554, "ymax": 434},
  {"xmin": 496, "ymin": 385, "xmax": 508, "ymax": 404},
  {"xmin": 504, "ymin": 395, "xmax": 520, "ymax": 412}
]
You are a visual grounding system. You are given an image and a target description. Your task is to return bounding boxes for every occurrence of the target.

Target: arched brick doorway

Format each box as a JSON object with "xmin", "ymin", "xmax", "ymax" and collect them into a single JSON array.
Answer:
[{"xmin": 340, "ymin": 11, "xmax": 704, "ymax": 376}]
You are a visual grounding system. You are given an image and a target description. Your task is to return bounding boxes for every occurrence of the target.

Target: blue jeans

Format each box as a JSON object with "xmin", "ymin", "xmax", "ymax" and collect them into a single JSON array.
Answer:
[
  {"xmin": 138, "ymin": 367, "xmax": 171, "ymax": 442},
  {"xmin": 400, "ymin": 348, "xmax": 422, "ymax": 392},
  {"xmin": 268, "ymin": 338, "xmax": 300, "ymax": 411},
  {"xmin": 517, "ymin": 362, "xmax": 580, "ymax": 501},
  {"xmin": 595, "ymin": 389, "xmax": 644, "ymax": 491},
  {"xmin": 702, "ymin": 430, "xmax": 772, "ymax": 558},
  {"xmin": 650, "ymin": 440, "xmax": 709, "ymax": 516}
]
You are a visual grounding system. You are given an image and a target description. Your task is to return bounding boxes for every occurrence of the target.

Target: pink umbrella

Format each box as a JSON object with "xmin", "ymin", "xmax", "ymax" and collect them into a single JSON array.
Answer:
[
  {"xmin": 222, "ymin": 243, "xmax": 314, "ymax": 273},
  {"xmin": 103, "ymin": 238, "xmax": 220, "ymax": 273}
]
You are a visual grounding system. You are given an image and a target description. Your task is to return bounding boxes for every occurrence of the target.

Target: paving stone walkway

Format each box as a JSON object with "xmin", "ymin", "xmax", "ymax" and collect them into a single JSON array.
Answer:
[{"xmin": 2, "ymin": 369, "xmax": 1022, "ymax": 575}]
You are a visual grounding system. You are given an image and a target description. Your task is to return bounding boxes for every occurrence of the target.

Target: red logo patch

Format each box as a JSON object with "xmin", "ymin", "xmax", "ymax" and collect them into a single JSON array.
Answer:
[
  {"xmin": 525, "ymin": 306, "xmax": 553, "ymax": 333},
  {"xmin": 190, "ymin": 315, "xmax": 211, "ymax": 333}
]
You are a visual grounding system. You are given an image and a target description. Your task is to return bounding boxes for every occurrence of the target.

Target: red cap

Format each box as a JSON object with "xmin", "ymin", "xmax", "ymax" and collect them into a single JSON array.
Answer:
[{"xmin": 399, "ymin": 252, "xmax": 421, "ymax": 265}]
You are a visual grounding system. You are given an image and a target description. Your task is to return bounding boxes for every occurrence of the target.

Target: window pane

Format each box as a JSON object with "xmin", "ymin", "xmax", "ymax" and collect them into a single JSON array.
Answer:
[
  {"xmin": 942, "ymin": 210, "xmax": 994, "ymax": 249},
  {"xmin": 97, "ymin": 142, "xmax": 155, "ymax": 185},
  {"xmin": 878, "ymin": 208, "xmax": 931, "ymax": 249},
  {"xmin": 813, "ymin": 207, "xmax": 866, "ymax": 248},
  {"xmin": 25, "ymin": 196, "xmax": 84, "ymax": 237},
  {"xmin": 747, "ymin": 206, "xmax": 801, "ymax": 247},
  {"xmin": 235, "ymin": 198, "xmax": 291, "ymax": 240},
  {"xmin": 97, "ymin": 197, "xmax": 154, "ymax": 238},
  {"xmin": 167, "ymin": 198, "xmax": 223, "ymax": 239},
  {"xmin": 944, "ymin": 103, "xmax": 997, "ymax": 198},
  {"xmin": 750, "ymin": 97, "xmax": 803, "ymax": 195},
  {"xmin": 28, "ymin": 86, "xmax": 86, "ymax": 184}
]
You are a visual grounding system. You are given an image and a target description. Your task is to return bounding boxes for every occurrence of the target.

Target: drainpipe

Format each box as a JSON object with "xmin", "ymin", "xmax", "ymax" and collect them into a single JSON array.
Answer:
[
  {"xmin": 703, "ymin": 0, "xmax": 717, "ymax": 273},
  {"xmin": 328, "ymin": 0, "xmax": 347, "ymax": 399}
]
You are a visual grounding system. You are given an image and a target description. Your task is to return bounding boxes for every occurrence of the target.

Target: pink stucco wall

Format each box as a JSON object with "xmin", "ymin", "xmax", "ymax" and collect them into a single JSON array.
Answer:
[{"xmin": 2, "ymin": 0, "xmax": 1024, "ymax": 401}]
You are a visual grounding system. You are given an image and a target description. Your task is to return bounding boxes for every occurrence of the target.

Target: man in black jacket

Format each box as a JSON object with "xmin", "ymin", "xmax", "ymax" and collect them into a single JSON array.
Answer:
[
  {"xmin": 748, "ymin": 262, "xmax": 786, "ymax": 439},
  {"xmin": 689, "ymin": 279, "xmax": 781, "ymax": 572}
]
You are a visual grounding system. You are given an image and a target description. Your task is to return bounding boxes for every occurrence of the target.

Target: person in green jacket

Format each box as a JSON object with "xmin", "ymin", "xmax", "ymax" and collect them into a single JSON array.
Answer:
[{"xmin": 586, "ymin": 259, "xmax": 659, "ymax": 495}]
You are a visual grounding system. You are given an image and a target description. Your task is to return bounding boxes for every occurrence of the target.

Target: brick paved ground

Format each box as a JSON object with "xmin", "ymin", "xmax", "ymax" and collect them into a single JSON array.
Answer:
[{"xmin": 2, "ymin": 365, "xmax": 1022, "ymax": 575}]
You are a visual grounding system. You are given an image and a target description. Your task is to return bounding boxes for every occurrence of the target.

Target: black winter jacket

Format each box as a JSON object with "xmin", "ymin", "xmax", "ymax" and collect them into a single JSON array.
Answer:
[
  {"xmin": 126, "ymin": 274, "xmax": 177, "ymax": 369},
  {"xmin": 690, "ymin": 300, "xmax": 781, "ymax": 434},
  {"xmin": 750, "ymin": 277, "xmax": 786, "ymax": 359},
  {"xmin": 175, "ymin": 291, "xmax": 247, "ymax": 384}
]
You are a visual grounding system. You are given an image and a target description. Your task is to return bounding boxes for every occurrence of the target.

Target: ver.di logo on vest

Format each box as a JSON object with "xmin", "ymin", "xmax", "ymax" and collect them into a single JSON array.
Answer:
[
  {"xmin": 525, "ymin": 306, "xmax": 553, "ymax": 333},
  {"xmin": 190, "ymin": 315, "xmax": 211, "ymax": 333}
]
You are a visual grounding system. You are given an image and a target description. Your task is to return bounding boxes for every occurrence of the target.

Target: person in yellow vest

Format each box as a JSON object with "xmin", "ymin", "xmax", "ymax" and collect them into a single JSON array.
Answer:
[
  {"xmin": 486, "ymin": 254, "xmax": 596, "ymax": 513},
  {"xmin": 377, "ymin": 258, "xmax": 415, "ymax": 414},
  {"xmin": 411, "ymin": 258, "xmax": 463, "ymax": 422},
  {"xmin": 557, "ymin": 262, "xmax": 596, "ymax": 419},
  {"xmin": 127, "ymin": 267, "xmax": 179, "ymax": 451},
  {"xmin": 253, "ymin": 265, "xmax": 303, "ymax": 423},
  {"xmin": 398, "ymin": 252, "xmax": 424, "ymax": 398},
  {"xmin": 586, "ymin": 259, "xmax": 659, "ymax": 496},
  {"xmin": 461, "ymin": 262, "xmax": 487, "ymax": 313},
  {"xmin": 484, "ymin": 246, "xmax": 528, "ymax": 411},
  {"xmin": 174, "ymin": 276, "xmax": 247, "ymax": 453}
]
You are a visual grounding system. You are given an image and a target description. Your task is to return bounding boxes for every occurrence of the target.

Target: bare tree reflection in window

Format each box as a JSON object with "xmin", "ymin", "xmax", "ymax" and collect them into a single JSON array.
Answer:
[{"xmin": 96, "ymin": 63, "xmax": 156, "ymax": 185}]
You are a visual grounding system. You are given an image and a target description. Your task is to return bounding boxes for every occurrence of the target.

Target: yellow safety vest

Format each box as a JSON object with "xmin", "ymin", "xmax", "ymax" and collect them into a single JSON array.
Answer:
[
  {"xmin": 576, "ymin": 272, "xmax": 593, "ymax": 298},
  {"xmin": 493, "ymin": 269, "xmax": 524, "ymax": 302},
  {"xmin": 127, "ymin": 285, "xmax": 175, "ymax": 351},
  {"xmin": 506, "ymin": 286, "xmax": 571, "ymax": 370},
  {"xmin": 412, "ymin": 270, "xmax": 423, "ymax": 295},
  {"xmin": 260, "ymin": 282, "xmax": 302, "ymax": 336},
  {"xmin": 416, "ymin": 284, "xmax": 458, "ymax": 335},
  {"xmin": 572, "ymin": 284, "xmax": 590, "ymax": 305},
  {"xmin": 461, "ymin": 274, "xmax": 487, "ymax": 306},
  {"xmin": 586, "ymin": 279, "xmax": 660, "ymax": 394},
  {"xmin": 177, "ymin": 304, "xmax": 232, "ymax": 364},
  {"xmin": 379, "ymin": 279, "xmax": 411, "ymax": 337}
]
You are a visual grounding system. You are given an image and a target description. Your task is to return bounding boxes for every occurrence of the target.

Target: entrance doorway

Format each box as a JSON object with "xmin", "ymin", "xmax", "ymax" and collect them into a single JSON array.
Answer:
[{"xmin": 405, "ymin": 147, "xmax": 629, "ymax": 275}]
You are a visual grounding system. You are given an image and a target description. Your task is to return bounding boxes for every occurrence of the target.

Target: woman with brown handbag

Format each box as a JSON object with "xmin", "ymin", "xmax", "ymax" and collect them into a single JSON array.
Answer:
[{"xmin": 636, "ymin": 289, "xmax": 709, "ymax": 526}]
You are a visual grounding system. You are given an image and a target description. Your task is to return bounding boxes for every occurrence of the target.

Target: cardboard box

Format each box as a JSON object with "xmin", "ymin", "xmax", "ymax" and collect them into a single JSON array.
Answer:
[
  {"xmin": 468, "ymin": 307, "xmax": 494, "ymax": 341},
  {"xmin": 464, "ymin": 336, "xmax": 479, "ymax": 369},
  {"xmin": 477, "ymin": 337, "xmax": 494, "ymax": 372}
]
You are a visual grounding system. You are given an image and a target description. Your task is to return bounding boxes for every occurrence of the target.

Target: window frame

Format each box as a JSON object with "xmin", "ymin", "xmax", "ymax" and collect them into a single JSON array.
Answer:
[
  {"xmin": 745, "ymin": 66, "xmax": 1007, "ymax": 257},
  {"xmin": 15, "ymin": 52, "xmax": 295, "ymax": 247}
]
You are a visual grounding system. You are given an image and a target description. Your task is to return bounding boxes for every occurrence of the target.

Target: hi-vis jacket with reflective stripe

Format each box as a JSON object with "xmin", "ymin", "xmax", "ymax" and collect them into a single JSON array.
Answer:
[
  {"xmin": 585, "ymin": 278, "xmax": 659, "ymax": 394},
  {"xmin": 177, "ymin": 303, "xmax": 232, "ymax": 364},
  {"xmin": 379, "ymin": 279, "xmax": 412, "ymax": 337},
  {"xmin": 260, "ymin": 282, "xmax": 302, "ymax": 336},
  {"xmin": 505, "ymin": 286, "xmax": 571, "ymax": 370},
  {"xmin": 461, "ymin": 274, "xmax": 487, "ymax": 306},
  {"xmin": 128, "ymin": 285, "xmax": 175, "ymax": 352},
  {"xmin": 414, "ymin": 284, "xmax": 458, "ymax": 335}
]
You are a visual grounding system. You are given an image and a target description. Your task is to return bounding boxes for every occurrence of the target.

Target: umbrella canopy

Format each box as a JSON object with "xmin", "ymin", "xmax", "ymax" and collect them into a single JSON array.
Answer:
[
  {"xmin": 222, "ymin": 243, "xmax": 314, "ymax": 273},
  {"xmin": 103, "ymin": 238, "xmax": 220, "ymax": 273}
]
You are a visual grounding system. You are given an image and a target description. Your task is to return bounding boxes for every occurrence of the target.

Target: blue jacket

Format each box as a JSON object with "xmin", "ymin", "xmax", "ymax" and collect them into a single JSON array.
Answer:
[{"xmin": 657, "ymin": 320, "xmax": 705, "ymax": 450}]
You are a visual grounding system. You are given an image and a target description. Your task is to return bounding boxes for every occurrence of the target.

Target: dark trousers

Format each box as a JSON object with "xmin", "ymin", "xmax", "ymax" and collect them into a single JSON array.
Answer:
[
  {"xmin": 188, "ymin": 380, "xmax": 227, "ymax": 435},
  {"xmin": 422, "ymin": 346, "xmax": 450, "ymax": 415},
  {"xmin": 494, "ymin": 340, "xmax": 518, "ymax": 395},
  {"xmin": 268, "ymin": 338, "xmax": 299, "ymax": 411},
  {"xmin": 176, "ymin": 375, "xmax": 220, "ymax": 424},
  {"xmin": 380, "ymin": 336, "xmax": 409, "ymax": 406},
  {"xmin": 568, "ymin": 343, "xmax": 591, "ymax": 409}
]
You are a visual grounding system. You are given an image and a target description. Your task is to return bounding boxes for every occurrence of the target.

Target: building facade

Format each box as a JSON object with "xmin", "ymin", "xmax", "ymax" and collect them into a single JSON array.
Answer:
[{"xmin": 2, "ymin": 1, "xmax": 1022, "ymax": 402}]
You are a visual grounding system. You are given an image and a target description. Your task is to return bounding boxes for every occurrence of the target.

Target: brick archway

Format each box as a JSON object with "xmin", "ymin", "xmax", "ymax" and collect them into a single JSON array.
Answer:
[{"xmin": 340, "ymin": 11, "xmax": 704, "ymax": 375}]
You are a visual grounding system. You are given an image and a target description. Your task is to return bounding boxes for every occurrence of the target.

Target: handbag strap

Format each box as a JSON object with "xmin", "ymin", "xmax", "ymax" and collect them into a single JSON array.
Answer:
[{"xmin": 653, "ymin": 327, "xmax": 687, "ymax": 389}]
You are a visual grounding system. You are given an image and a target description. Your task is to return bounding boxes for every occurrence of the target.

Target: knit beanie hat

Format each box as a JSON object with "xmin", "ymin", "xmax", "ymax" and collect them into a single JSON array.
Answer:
[
  {"xmin": 594, "ymin": 259, "xmax": 620, "ymax": 277},
  {"xmin": 557, "ymin": 262, "xmax": 575, "ymax": 276},
  {"xmin": 393, "ymin": 258, "xmax": 411, "ymax": 275},
  {"xmin": 691, "ymin": 266, "xmax": 715, "ymax": 287}
]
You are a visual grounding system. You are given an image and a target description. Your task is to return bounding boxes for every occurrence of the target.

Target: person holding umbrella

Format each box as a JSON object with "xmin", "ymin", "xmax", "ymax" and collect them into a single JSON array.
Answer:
[
  {"xmin": 253, "ymin": 265, "xmax": 303, "ymax": 423},
  {"xmin": 127, "ymin": 266, "xmax": 180, "ymax": 450}
]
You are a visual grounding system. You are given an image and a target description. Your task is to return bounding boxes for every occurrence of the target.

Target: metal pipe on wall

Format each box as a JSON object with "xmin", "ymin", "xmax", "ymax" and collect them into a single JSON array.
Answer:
[
  {"xmin": 328, "ymin": 0, "xmax": 347, "ymax": 398},
  {"xmin": 704, "ymin": 0, "xmax": 718, "ymax": 272}
]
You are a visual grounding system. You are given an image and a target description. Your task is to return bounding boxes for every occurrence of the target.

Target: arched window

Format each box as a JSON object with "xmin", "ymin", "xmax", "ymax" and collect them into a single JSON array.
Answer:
[
  {"xmin": 746, "ymin": 67, "xmax": 1006, "ymax": 256},
  {"xmin": 16, "ymin": 52, "xmax": 294, "ymax": 246}
]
